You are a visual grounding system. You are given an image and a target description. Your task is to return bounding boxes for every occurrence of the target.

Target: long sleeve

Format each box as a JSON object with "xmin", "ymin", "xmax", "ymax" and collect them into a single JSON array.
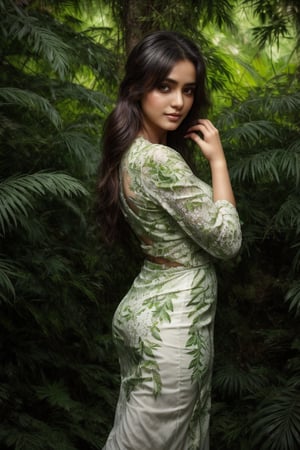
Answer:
[{"xmin": 140, "ymin": 144, "xmax": 242, "ymax": 260}]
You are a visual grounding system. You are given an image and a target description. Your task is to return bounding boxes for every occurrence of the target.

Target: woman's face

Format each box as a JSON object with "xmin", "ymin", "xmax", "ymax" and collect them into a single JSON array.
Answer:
[{"xmin": 140, "ymin": 59, "xmax": 196, "ymax": 144}]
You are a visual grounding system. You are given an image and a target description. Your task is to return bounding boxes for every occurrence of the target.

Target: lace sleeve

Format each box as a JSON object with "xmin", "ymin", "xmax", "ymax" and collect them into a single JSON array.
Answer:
[{"xmin": 140, "ymin": 144, "xmax": 242, "ymax": 260}]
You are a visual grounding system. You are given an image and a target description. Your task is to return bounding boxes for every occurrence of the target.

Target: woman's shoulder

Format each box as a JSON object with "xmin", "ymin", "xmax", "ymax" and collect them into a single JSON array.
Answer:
[
  {"xmin": 129, "ymin": 136, "xmax": 186, "ymax": 167},
  {"xmin": 127, "ymin": 137, "xmax": 195, "ymax": 188}
]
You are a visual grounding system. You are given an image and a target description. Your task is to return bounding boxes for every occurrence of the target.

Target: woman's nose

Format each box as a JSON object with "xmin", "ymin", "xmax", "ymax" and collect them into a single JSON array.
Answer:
[{"xmin": 171, "ymin": 90, "xmax": 184, "ymax": 108}]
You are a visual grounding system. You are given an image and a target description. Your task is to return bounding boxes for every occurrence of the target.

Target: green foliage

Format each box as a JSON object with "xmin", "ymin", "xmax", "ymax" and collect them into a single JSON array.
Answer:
[
  {"xmin": 250, "ymin": 383, "xmax": 300, "ymax": 450},
  {"xmin": 285, "ymin": 281, "xmax": 300, "ymax": 316},
  {"xmin": 0, "ymin": 0, "xmax": 299, "ymax": 449},
  {"xmin": 0, "ymin": 172, "xmax": 87, "ymax": 235},
  {"xmin": 0, "ymin": 0, "xmax": 126, "ymax": 448},
  {"xmin": 108, "ymin": 0, "xmax": 236, "ymax": 90},
  {"xmin": 0, "ymin": 88, "xmax": 62, "ymax": 128},
  {"xmin": 209, "ymin": 68, "xmax": 300, "ymax": 449},
  {"xmin": 243, "ymin": 0, "xmax": 300, "ymax": 51}
]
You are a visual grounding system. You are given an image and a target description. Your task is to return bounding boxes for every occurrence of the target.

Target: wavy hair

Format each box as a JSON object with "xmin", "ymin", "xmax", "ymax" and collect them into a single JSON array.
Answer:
[{"xmin": 97, "ymin": 31, "xmax": 210, "ymax": 244}]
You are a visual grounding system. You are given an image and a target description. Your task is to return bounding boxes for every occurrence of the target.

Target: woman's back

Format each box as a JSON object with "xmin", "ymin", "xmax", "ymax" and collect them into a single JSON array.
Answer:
[{"xmin": 119, "ymin": 136, "xmax": 241, "ymax": 267}]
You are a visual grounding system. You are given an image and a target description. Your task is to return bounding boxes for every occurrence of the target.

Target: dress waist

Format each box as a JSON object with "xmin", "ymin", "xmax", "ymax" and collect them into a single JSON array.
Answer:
[
  {"xmin": 143, "ymin": 246, "xmax": 212, "ymax": 269},
  {"xmin": 146, "ymin": 254, "xmax": 183, "ymax": 268}
]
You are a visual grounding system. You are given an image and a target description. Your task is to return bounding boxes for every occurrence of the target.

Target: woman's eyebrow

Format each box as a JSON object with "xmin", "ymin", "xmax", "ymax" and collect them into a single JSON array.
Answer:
[{"xmin": 164, "ymin": 77, "xmax": 196, "ymax": 86}]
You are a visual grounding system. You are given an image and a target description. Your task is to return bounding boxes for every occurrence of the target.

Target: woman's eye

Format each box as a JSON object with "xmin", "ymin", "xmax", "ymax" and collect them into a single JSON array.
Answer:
[
  {"xmin": 184, "ymin": 87, "xmax": 195, "ymax": 96},
  {"xmin": 158, "ymin": 84, "xmax": 170, "ymax": 93}
]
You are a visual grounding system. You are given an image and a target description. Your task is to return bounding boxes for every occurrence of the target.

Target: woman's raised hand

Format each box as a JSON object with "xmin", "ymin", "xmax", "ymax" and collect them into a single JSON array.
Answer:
[
  {"xmin": 185, "ymin": 119, "xmax": 226, "ymax": 165},
  {"xmin": 186, "ymin": 119, "xmax": 236, "ymax": 205}
]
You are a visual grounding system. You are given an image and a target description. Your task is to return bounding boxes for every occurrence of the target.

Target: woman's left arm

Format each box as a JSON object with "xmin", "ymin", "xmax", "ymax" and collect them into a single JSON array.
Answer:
[{"xmin": 185, "ymin": 119, "xmax": 236, "ymax": 206}]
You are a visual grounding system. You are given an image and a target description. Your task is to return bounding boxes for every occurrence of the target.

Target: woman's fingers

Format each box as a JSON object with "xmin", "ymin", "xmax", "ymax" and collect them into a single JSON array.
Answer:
[
  {"xmin": 186, "ymin": 119, "xmax": 217, "ymax": 136},
  {"xmin": 185, "ymin": 119, "xmax": 225, "ymax": 162}
]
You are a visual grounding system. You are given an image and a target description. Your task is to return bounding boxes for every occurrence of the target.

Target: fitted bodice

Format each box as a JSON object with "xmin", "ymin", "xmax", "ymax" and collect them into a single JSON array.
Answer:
[{"xmin": 119, "ymin": 137, "xmax": 241, "ymax": 268}]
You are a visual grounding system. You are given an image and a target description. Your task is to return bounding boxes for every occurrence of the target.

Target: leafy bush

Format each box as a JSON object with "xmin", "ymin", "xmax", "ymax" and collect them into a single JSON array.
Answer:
[
  {"xmin": 0, "ymin": 1, "xmax": 126, "ymax": 448},
  {"xmin": 210, "ymin": 73, "xmax": 300, "ymax": 449}
]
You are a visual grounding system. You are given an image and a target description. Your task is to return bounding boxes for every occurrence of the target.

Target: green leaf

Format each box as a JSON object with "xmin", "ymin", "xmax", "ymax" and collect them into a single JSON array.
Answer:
[
  {"xmin": 285, "ymin": 282, "xmax": 300, "ymax": 317},
  {"xmin": 35, "ymin": 381, "xmax": 80, "ymax": 411},
  {"xmin": 0, "ymin": 257, "xmax": 18, "ymax": 300},
  {"xmin": 0, "ymin": 88, "xmax": 62, "ymax": 129},
  {"xmin": 6, "ymin": 13, "xmax": 71, "ymax": 77},
  {"xmin": 0, "ymin": 172, "xmax": 87, "ymax": 234},
  {"xmin": 250, "ymin": 387, "xmax": 300, "ymax": 450}
]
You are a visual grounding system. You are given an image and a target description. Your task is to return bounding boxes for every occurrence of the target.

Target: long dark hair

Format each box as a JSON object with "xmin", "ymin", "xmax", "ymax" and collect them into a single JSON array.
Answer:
[{"xmin": 97, "ymin": 31, "xmax": 210, "ymax": 244}]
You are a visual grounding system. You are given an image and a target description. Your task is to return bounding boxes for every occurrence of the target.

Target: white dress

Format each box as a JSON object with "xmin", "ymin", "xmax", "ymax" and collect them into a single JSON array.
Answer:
[{"xmin": 103, "ymin": 137, "xmax": 242, "ymax": 450}]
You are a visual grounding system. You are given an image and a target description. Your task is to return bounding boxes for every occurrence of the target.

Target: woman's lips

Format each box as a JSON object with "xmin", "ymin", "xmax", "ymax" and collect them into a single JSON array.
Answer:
[{"xmin": 165, "ymin": 113, "xmax": 182, "ymax": 121}]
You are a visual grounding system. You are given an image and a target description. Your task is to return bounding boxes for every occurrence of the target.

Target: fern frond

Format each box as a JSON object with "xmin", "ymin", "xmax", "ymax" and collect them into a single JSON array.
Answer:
[
  {"xmin": 290, "ymin": 242, "xmax": 300, "ymax": 274},
  {"xmin": 0, "ymin": 88, "xmax": 62, "ymax": 129},
  {"xmin": 225, "ymin": 120, "xmax": 279, "ymax": 144},
  {"xmin": 0, "ymin": 257, "xmax": 17, "ymax": 300},
  {"xmin": 54, "ymin": 82, "xmax": 111, "ymax": 113},
  {"xmin": 6, "ymin": 431, "xmax": 45, "ymax": 450},
  {"xmin": 6, "ymin": 13, "xmax": 71, "ymax": 78},
  {"xmin": 211, "ymin": 401, "xmax": 249, "ymax": 448},
  {"xmin": 52, "ymin": 130, "xmax": 96, "ymax": 161},
  {"xmin": 230, "ymin": 149, "xmax": 280, "ymax": 183},
  {"xmin": 0, "ymin": 112, "xmax": 18, "ymax": 136},
  {"xmin": 252, "ymin": 18, "xmax": 290, "ymax": 49},
  {"xmin": 213, "ymin": 364, "xmax": 268, "ymax": 398},
  {"xmin": 69, "ymin": 276, "xmax": 98, "ymax": 302},
  {"xmin": 0, "ymin": 413, "xmax": 77, "ymax": 450},
  {"xmin": 264, "ymin": 92, "xmax": 300, "ymax": 116},
  {"xmin": 250, "ymin": 385, "xmax": 300, "ymax": 450},
  {"xmin": 0, "ymin": 172, "xmax": 87, "ymax": 234},
  {"xmin": 285, "ymin": 282, "xmax": 300, "ymax": 317},
  {"xmin": 258, "ymin": 327, "xmax": 294, "ymax": 346},
  {"xmin": 277, "ymin": 140, "xmax": 300, "ymax": 186},
  {"xmin": 273, "ymin": 193, "xmax": 300, "ymax": 233},
  {"xmin": 35, "ymin": 381, "xmax": 80, "ymax": 411}
]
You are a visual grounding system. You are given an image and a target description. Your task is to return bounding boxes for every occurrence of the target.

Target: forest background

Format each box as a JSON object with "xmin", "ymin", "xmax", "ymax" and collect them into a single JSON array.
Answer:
[{"xmin": 0, "ymin": 0, "xmax": 299, "ymax": 449}]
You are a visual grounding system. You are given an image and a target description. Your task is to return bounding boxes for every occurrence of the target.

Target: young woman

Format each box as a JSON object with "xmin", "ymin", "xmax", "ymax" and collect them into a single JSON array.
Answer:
[{"xmin": 97, "ymin": 31, "xmax": 242, "ymax": 450}]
